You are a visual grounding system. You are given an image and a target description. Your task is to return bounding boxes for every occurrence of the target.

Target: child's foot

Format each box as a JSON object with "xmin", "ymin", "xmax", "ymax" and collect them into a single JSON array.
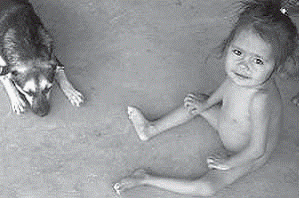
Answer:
[
  {"xmin": 291, "ymin": 95, "xmax": 299, "ymax": 107},
  {"xmin": 113, "ymin": 169, "xmax": 148, "ymax": 195},
  {"xmin": 128, "ymin": 106, "xmax": 156, "ymax": 141}
]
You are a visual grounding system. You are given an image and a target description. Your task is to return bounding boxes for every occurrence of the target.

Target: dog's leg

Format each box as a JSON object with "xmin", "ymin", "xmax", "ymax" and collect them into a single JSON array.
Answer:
[
  {"xmin": 0, "ymin": 75, "xmax": 26, "ymax": 114},
  {"xmin": 55, "ymin": 66, "xmax": 84, "ymax": 107}
]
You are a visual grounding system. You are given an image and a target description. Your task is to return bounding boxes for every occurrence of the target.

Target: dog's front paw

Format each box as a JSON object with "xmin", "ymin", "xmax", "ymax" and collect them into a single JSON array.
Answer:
[
  {"xmin": 64, "ymin": 85, "xmax": 84, "ymax": 107},
  {"xmin": 10, "ymin": 96, "xmax": 26, "ymax": 114}
]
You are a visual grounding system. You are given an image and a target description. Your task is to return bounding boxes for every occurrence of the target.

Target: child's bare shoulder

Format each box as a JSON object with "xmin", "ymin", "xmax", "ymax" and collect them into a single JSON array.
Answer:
[
  {"xmin": 250, "ymin": 92, "xmax": 270, "ymax": 115},
  {"xmin": 250, "ymin": 87, "xmax": 281, "ymax": 115}
]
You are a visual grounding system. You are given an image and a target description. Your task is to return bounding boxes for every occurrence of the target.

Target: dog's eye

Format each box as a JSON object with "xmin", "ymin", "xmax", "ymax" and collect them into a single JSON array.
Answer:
[
  {"xmin": 25, "ymin": 91, "xmax": 34, "ymax": 96},
  {"xmin": 11, "ymin": 71, "xmax": 18, "ymax": 76},
  {"xmin": 42, "ymin": 87, "xmax": 52, "ymax": 94},
  {"xmin": 51, "ymin": 64, "xmax": 57, "ymax": 71}
]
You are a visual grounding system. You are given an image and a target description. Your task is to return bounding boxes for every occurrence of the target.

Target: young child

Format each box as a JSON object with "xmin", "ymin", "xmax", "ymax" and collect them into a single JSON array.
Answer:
[{"xmin": 114, "ymin": 0, "xmax": 298, "ymax": 196}]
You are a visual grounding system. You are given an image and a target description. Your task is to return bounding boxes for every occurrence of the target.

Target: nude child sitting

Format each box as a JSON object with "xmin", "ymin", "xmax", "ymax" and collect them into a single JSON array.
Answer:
[{"xmin": 114, "ymin": 0, "xmax": 298, "ymax": 196}]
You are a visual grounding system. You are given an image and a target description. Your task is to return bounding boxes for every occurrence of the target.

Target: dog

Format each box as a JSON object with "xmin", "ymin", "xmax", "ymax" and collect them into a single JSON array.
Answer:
[{"xmin": 0, "ymin": 0, "xmax": 84, "ymax": 117}]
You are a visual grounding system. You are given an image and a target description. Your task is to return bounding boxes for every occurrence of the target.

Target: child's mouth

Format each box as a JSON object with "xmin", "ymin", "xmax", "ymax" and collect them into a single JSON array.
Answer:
[{"xmin": 234, "ymin": 72, "xmax": 250, "ymax": 79}]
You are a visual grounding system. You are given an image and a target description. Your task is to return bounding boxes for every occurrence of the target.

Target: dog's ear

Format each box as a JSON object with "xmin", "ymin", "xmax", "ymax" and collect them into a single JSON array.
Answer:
[
  {"xmin": 38, "ymin": 26, "xmax": 53, "ymax": 57},
  {"xmin": 3, "ymin": 29, "xmax": 20, "ymax": 65},
  {"xmin": 0, "ymin": 67, "xmax": 10, "ymax": 76},
  {"xmin": 54, "ymin": 56, "xmax": 64, "ymax": 67}
]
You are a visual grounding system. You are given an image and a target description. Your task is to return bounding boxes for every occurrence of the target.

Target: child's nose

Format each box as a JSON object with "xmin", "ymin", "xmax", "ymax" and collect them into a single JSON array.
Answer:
[
  {"xmin": 239, "ymin": 56, "xmax": 251, "ymax": 70},
  {"xmin": 240, "ymin": 64, "xmax": 249, "ymax": 69},
  {"xmin": 239, "ymin": 61, "xmax": 250, "ymax": 71}
]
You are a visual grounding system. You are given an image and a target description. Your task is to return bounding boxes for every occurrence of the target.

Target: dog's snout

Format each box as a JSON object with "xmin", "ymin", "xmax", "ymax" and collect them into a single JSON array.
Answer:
[{"xmin": 31, "ymin": 95, "xmax": 50, "ymax": 117}]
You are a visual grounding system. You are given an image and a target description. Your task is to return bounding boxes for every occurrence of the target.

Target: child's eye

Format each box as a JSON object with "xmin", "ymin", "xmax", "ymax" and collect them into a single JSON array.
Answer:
[
  {"xmin": 254, "ymin": 58, "xmax": 264, "ymax": 65},
  {"xmin": 233, "ymin": 49, "xmax": 242, "ymax": 56}
]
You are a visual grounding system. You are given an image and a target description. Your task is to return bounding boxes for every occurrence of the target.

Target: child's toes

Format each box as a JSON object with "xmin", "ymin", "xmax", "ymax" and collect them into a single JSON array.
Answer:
[
  {"xmin": 127, "ymin": 106, "xmax": 134, "ymax": 117},
  {"xmin": 128, "ymin": 106, "xmax": 139, "ymax": 120},
  {"xmin": 291, "ymin": 96, "xmax": 299, "ymax": 107},
  {"xmin": 113, "ymin": 182, "xmax": 123, "ymax": 195},
  {"xmin": 113, "ymin": 178, "xmax": 138, "ymax": 195},
  {"xmin": 113, "ymin": 169, "xmax": 148, "ymax": 195}
]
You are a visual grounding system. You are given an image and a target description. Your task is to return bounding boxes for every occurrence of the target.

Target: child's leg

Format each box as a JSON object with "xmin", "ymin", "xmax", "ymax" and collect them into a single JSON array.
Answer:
[
  {"xmin": 128, "ymin": 92, "xmax": 220, "ymax": 141},
  {"xmin": 114, "ymin": 158, "xmax": 266, "ymax": 196},
  {"xmin": 199, "ymin": 106, "xmax": 220, "ymax": 131},
  {"xmin": 138, "ymin": 173, "xmax": 214, "ymax": 196},
  {"xmin": 128, "ymin": 105, "xmax": 194, "ymax": 141},
  {"xmin": 113, "ymin": 169, "xmax": 213, "ymax": 196}
]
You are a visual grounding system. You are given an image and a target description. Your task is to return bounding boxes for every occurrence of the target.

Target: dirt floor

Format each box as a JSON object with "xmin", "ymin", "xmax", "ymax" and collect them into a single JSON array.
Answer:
[{"xmin": 0, "ymin": 0, "xmax": 298, "ymax": 197}]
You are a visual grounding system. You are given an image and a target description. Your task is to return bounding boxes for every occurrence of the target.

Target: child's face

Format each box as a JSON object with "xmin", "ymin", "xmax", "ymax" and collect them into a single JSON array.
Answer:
[{"xmin": 225, "ymin": 29, "xmax": 276, "ymax": 87}]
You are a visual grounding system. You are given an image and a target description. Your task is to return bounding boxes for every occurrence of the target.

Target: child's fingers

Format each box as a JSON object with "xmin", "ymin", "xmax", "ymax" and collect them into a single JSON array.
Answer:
[
  {"xmin": 184, "ymin": 102, "xmax": 198, "ymax": 114},
  {"xmin": 184, "ymin": 94, "xmax": 202, "ymax": 115},
  {"xmin": 184, "ymin": 96, "xmax": 200, "ymax": 107},
  {"xmin": 208, "ymin": 161, "xmax": 230, "ymax": 170},
  {"xmin": 208, "ymin": 163, "xmax": 225, "ymax": 170},
  {"xmin": 207, "ymin": 156, "xmax": 230, "ymax": 170},
  {"xmin": 207, "ymin": 156, "xmax": 217, "ymax": 164},
  {"xmin": 184, "ymin": 97, "xmax": 194, "ymax": 105},
  {"xmin": 207, "ymin": 154, "xmax": 220, "ymax": 161},
  {"xmin": 184, "ymin": 100, "xmax": 190, "ymax": 108},
  {"xmin": 184, "ymin": 94, "xmax": 199, "ymax": 103},
  {"xmin": 207, "ymin": 159, "xmax": 221, "ymax": 170},
  {"xmin": 186, "ymin": 93, "xmax": 198, "ymax": 100},
  {"xmin": 215, "ymin": 165, "xmax": 229, "ymax": 170},
  {"xmin": 207, "ymin": 156, "xmax": 220, "ymax": 165},
  {"xmin": 190, "ymin": 108, "xmax": 200, "ymax": 115},
  {"xmin": 184, "ymin": 99, "xmax": 195, "ymax": 109},
  {"xmin": 208, "ymin": 163, "xmax": 218, "ymax": 169}
]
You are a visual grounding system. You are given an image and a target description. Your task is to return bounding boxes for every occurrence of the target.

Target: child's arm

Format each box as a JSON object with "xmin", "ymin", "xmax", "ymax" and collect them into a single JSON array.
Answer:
[
  {"xmin": 203, "ymin": 78, "xmax": 229, "ymax": 108},
  {"xmin": 208, "ymin": 93, "xmax": 270, "ymax": 170},
  {"xmin": 184, "ymin": 78, "xmax": 228, "ymax": 115}
]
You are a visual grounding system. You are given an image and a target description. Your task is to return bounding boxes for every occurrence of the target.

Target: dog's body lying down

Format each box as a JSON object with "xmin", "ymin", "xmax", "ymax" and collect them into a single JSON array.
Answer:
[{"xmin": 0, "ymin": 0, "xmax": 84, "ymax": 116}]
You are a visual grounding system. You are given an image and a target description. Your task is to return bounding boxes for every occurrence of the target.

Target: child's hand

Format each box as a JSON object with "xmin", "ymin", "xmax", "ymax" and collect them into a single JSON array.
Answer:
[
  {"xmin": 184, "ymin": 93, "xmax": 206, "ymax": 115},
  {"xmin": 207, "ymin": 154, "xmax": 230, "ymax": 171}
]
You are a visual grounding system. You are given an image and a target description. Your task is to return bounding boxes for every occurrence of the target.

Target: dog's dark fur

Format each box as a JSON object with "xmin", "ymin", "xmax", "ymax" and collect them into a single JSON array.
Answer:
[{"xmin": 0, "ymin": 0, "xmax": 84, "ymax": 116}]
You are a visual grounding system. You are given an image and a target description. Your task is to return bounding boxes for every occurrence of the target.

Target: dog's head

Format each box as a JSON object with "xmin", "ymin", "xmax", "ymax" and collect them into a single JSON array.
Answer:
[
  {"xmin": 2, "ymin": 26, "xmax": 58, "ymax": 116},
  {"xmin": 10, "ymin": 60, "xmax": 57, "ymax": 117}
]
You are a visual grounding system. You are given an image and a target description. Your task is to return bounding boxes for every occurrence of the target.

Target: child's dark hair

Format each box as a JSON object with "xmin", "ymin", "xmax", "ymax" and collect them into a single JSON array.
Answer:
[{"xmin": 217, "ymin": 0, "xmax": 298, "ymax": 71}]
